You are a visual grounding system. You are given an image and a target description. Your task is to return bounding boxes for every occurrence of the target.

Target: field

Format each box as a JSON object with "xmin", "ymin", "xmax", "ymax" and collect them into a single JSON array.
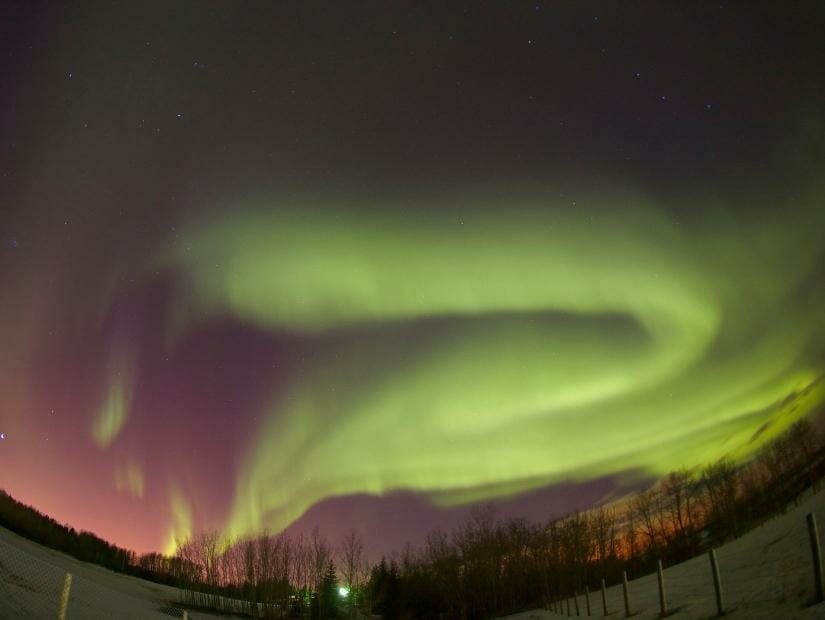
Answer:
[
  {"xmin": 505, "ymin": 488, "xmax": 825, "ymax": 619},
  {"xmin": 0, "ymin": 525, "xmax": 232, "ymax": 619},
  {"xmin": 3, "ymin": 488, "xmax": 825, "ymax": 618}
]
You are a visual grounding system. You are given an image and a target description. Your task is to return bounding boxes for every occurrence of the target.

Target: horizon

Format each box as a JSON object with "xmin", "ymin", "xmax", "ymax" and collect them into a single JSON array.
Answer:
[{"xmin": 1, "ymin": 1, "xmax": 824, "ymax": 561}]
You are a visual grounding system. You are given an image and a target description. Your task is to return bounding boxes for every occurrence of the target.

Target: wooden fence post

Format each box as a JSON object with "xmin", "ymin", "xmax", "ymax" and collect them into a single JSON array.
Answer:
[
  {"xmin": 709, "ymin": 548, "xmax": 724, "ymax": 616},
  {"xmin": 657, "ymin": 560, "xmax": 667, "ymax": 617},
  {"xmin": 57, "ymin": 572, "xmax": 72, "ymax": 620},
  {"xmin": 574, "ymin": 591, "xmax": 581, "ymax": 616},
  {"xmin": 807, "ymin": 513, "xmax": 825, "ymax": 603},
  {"xmin": 567, "ymin": 596, "xmax": 571, "ymax": 616},
  {"xmin": 622, "ymin": 570, "xmax": 631, "ymax": 617},
  {"xmin": 601, "ymin": 578, "xmax": 609, "ymax": 616},
  {"xmin": 585, "ymin": 584, "xmax": 591, "ymax": 616}
]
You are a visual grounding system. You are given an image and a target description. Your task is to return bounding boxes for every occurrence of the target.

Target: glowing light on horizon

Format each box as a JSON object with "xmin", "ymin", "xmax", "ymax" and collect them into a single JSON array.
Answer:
[{"xmin": 163, "ymin": 487, "xmax": 193, "ymax": 556}]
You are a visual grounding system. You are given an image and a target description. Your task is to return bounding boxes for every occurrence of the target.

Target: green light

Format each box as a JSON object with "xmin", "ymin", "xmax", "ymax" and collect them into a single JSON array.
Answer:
[
  {"xmin": 338, "ymin": 586, "xmax": 349, "ymax": 598},
  {"xmin": 92, "ymin": 366, "xmax": 132, "ymax": 449},
  {"xmin": 161, "ymin": 186, "xmax": 825, "ymax": 541}
]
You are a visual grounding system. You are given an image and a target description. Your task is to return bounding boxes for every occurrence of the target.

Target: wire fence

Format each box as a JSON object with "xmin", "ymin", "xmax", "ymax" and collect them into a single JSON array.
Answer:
[
  {"xmin": 551, "ymin": 505, "xmax": 825, "ymax": 618},
  {"xmin": 2, "ymin": 496, "xmax": 824, "ymax": 618},
  {"xmin": 0, "ymin": 534, "xmax": 190, "ymax": 619},
  {"xmin": 0, "ymin": 529, "xmax": 296, "ymax": 618}
]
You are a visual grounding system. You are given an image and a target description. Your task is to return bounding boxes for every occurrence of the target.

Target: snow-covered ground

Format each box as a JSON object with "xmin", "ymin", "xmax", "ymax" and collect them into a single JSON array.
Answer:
[
  {"xmin": 505, "ymin": 489, "xmax": 825, "ymax": 619},
  {"xmin": 0, "ymin": 525, "xmax": 239, "ymax": 619},
  {"xmin": 2, "ymin": 488, "xmax": 825, "ymax": 618}
]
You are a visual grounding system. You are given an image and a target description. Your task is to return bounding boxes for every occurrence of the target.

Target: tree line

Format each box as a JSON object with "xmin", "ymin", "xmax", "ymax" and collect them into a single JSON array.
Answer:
[
  {"xmin": 2, "ymin": 416, "xmax": 824, "ymax": 618},
  {"xmin": 362, "ymin": 418, "xmax": 825, "ymax": 618},
  {"xmin": 0, "ymin": 490, "xmax": 134, "ymax": 574}
]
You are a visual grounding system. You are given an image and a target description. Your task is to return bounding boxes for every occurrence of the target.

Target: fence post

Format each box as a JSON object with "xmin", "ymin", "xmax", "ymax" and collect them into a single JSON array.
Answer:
[
  {"xmin": 622, "ymin": 570, "xmax": 631, "ymax": 617},
  {"xmin": 657, "ymin": 560, "xmax": 667, "ymax": 617},
  {"xmin": 807, "ymin": 513, "xmax": 825, "ymax": 603},
  {"xmin": 709, "ymin": 548, "xmax": 724, "ymax": 616},
  {"xmin": 585, "ymin": 584, "xmax": 591, "ymax": 616},
  {"xmin": 601, "ymin": 578, "xmax": 609, "ymax": 616},
  {"xmin": 57, "ymin": 572, "xmax": 72, "ymax": 620},
  {"xmin": 574, "ymin": 591, "xmax": 581, "ymax": 616},
  {"xmin": 567, "ymin": 596, "xmax": 571, "ymax": 616}
]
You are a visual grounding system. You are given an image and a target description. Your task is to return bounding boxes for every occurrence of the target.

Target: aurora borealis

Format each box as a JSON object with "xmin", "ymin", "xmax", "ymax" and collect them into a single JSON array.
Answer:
[
  {"xmin": 174, "ymin": 189, "xmax": 825, "ymax": 543},
  {"xmin": 1, "ymin": 2, "xmax": 824, "ymax": 557}
]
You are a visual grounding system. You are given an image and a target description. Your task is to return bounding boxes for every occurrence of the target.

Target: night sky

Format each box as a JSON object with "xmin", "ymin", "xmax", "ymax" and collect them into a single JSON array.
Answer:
[{"xmin": 1, "ymin": 2, "xmax": 824, "ymax": 558}]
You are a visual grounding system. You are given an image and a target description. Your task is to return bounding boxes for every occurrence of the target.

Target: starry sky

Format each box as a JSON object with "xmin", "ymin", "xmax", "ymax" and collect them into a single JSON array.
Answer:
[{"xmin": 1, "ymin": 1, "xmax": 824, "ymax": 558}]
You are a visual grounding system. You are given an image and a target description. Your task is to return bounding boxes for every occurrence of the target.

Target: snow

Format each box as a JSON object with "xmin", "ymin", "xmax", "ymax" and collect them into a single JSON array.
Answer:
[
  {"xmin": 2, "ymin": 487, "xmax": 825, "ymax": 618},
  {"xmin": 503, "ymin": 489, "xmax": 825, "ymax": 619},
  {"xmin": 0, "ymin": 525, "xmax": 237, "ymax": 619}
]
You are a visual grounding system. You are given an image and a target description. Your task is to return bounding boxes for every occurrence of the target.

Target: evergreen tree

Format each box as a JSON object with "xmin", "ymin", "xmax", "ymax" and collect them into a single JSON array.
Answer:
[{"xmin": 315, "ymin": 559, "xmax": 340, "ymax": 619}]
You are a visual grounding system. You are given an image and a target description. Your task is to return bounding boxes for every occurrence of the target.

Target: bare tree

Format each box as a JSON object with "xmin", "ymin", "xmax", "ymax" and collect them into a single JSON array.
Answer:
[
  {"xmin": 310, "ymin": 526, "xmax": 333, "ymax": 594},
  {"xmin": 701, "ymin": 459, "xmax": 741, "ymax": 536},
  {"xmin": 338, "ymin": 529, "xmax": 366, "ymax": 615},
  {"xmin": 630, "ymin": 488, "xmax": 662, "ymax": 555},
  {"xmin": 591, "ymin": 505, "xmax": 618, "ymax": 566}
]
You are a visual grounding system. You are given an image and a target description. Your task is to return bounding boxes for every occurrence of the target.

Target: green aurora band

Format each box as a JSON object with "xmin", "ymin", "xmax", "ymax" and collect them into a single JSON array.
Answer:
[{"xmin": 164, "ymin": 186, "xmax": 825, "ymax": 541}]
